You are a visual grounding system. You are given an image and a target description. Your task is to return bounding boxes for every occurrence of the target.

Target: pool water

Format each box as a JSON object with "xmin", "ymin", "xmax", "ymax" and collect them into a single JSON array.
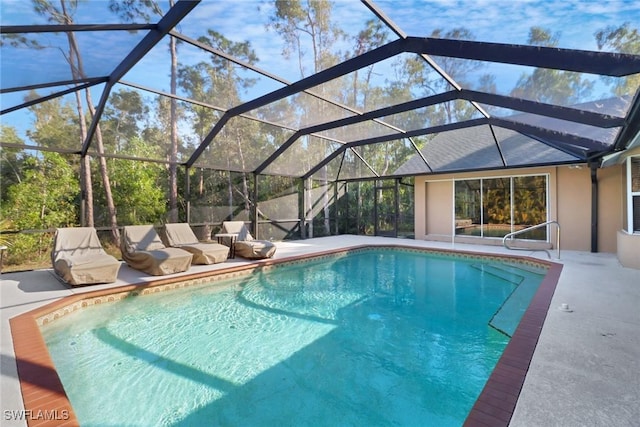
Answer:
[{"xmin": 42, "ymin": 249, "xmax": 545, "ymax": 426}]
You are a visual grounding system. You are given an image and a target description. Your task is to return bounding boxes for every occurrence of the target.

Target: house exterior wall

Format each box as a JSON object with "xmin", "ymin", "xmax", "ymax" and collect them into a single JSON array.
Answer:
[
  {"xmin": 423, "ymin": 180, "xmax": 453, "ymax": 240},
  {"xmin": 556, "ymin": 166, "xmax": 591, "ymax": 251},
  {"xmin": 598, "ymin": 165, "xmax": 624, "ymax": 253},
  {"xmin": 414, "ymin": 164, "xmax": 624, "ymax": 254},
  {"xmin": 616, "ymin": 147, "xmax": 640, "ymax": 269}
]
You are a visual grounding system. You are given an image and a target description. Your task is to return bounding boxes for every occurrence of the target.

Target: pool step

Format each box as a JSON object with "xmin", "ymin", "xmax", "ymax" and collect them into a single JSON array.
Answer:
[
  {"xmin": 476, "ymin": 263, "xmax": 545, "ymax": 338},
  {"xmin": 471, "ymin": 263, "xmax": 525, "ymax": 286},
  {"xmin": 502, "ymin": 261, "xmax": 548, "ymax": 276}
]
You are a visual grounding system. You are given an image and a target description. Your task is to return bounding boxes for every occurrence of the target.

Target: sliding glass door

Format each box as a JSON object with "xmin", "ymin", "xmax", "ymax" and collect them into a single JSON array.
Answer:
[{"xmin": 455, "ymin": 175, "xmax": 548, "ymax": 240}]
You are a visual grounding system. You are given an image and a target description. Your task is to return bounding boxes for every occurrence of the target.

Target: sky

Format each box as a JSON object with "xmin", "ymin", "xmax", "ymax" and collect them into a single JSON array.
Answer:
[{"xmin": 1, "ymin": 0, "xmax": 640, "ymax": 145}]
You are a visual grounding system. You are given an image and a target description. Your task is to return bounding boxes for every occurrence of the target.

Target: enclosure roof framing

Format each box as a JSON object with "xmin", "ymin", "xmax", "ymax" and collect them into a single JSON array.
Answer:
[
  {"xmin": 403, "ymin": 36, "xmax": 640, "ymax": 77},
  {"xmin": 1, "ymin": 0, "xmax": 640, "ymax": 181}
]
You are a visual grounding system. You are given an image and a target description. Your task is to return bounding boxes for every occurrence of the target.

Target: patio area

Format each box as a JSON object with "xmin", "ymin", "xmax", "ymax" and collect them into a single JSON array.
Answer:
[{"xmin": 1, "ymin": 235, "xmax": 639, "ymax": 426}]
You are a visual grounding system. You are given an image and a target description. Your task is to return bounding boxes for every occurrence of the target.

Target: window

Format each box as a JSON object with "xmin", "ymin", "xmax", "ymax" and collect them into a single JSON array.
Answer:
[
  {"xmin": 483, "ymin": 177, "xmax": 511, "ymax": 238},
  {"xmin": 455, "ymin": 175, "xmax": 548, "ymax": 240},
  {"xmin": 628, "ymin": 156, "xmax": 640, "ymax": 233},
  {"xmin": 455, "ymin": 179, "xmax": 481, "ymax": 236}
]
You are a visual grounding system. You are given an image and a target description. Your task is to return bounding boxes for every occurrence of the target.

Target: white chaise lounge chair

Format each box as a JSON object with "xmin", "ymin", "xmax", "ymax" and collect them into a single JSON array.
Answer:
[
  {"xmin": 220, "ymin": 221, "xmax": 276, "ymax": 259},
  {"xmin": 51, "ymin": 227, "xmax": 121, "ymax": 286},
  {"xmin": 121, "ymin": 225, "xmax": 192, "ymax": 275},
  {"xmin": 162, "ymin": 223, "xmax": 229, "ymax": 265}
]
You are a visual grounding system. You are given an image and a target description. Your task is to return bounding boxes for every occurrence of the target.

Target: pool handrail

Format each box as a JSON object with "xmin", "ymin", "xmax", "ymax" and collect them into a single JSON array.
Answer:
[{"xmin": 502, "ymin": 220, "xmax": 560, "ymax": 259}]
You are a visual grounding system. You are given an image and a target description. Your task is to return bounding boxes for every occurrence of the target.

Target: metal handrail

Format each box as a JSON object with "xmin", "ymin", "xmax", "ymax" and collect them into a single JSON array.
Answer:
[{"xmin": 502, "ymin": 220, "xmax": 560, "ymax": 259}]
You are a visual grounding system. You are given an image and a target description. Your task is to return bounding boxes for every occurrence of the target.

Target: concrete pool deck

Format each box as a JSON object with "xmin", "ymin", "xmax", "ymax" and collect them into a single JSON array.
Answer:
[{"xmin": 1, "ymin": 235, "xmax": 639, "ymax": 426}]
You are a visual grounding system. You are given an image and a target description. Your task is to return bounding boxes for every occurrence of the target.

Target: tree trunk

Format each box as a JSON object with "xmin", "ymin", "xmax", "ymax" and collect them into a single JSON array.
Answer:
[
  {"xmin": 168, "ymin": 32, "xmax": 179, "ymax": 223},
  {"xmin": 323, "ymin": 167, "xmax": 330, "ymax": 235},
  {"xmin": 90, "ymin": 119, "xmax": 119, "ymax": 245},
  {"xmin": 227, "ymin": 169, "xmax": 233, "ymax": 220},
  {"xmin": 72, "ymin": 86, "xmax": 93, "ymax": 227},
  {"xmin": 60, "ymin": 0, "xmax": 120, "ymax": 245},
  {"xmin": 62, "ymin": 1, "xmax": 93, "ymax": 227},
  {"xmin": 81, "ymin": 155, "xmax": 93, "ymax": 226},
  {"xmin": 65, "ymin": 27, "xmax": 119, "ymax": 245},
  {"xmin": 236, "ymin": 132, "xmax": 251, "ymax": 217},
  {"xmin": 306, "ymin": 180, "xmax": 313, "ymax": 238}
]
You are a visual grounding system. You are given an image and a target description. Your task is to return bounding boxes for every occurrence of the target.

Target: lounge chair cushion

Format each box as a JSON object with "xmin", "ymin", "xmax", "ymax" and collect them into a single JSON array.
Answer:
[
  {"xmin": 51, "ymin": 227, "xmax": 121, "ymax": 286},
  {"xmin": 121, "ymin": 225, "xmax": 192, "ymax": 275},
  {"xmin": 162, "ymin": 223, "xmax": 229, "ymax": 265},
  {"xmin": 235, "ymin": 239, "xmax": 276, "ymax": 259},
  {"xmin": 221, "ymin": 221, "xmax": 276, "ymax": 259}
]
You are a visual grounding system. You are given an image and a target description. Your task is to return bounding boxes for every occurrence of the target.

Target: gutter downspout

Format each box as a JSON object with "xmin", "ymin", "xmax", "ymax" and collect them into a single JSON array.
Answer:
[{"xmin": 590, "ymin": 161, "xmax": 598, "ymax": 253}]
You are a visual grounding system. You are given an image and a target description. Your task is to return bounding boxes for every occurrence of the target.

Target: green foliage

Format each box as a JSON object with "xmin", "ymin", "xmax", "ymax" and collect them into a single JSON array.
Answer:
[
  {"xmin": 8, "ymin": 3, "xmax": 638, "ymax": 267},
  {"xmin": 0, "ymin": 219, "xmax": 15, "ymax": 248},
  {"xmin": 4, "ymin": 152, "xmax": 79, "ymax": 229},
  {"xmin": 270, "ymin": 0, "xmax": 344, "ymax": 74},
  {"xmin": 455, "ymin": 176, "xmax": 548, "ymax": 240},
  {"xmin": 0, "ymin": 128, "xmax": 26, "ymax": 203},
  {"xmin": 1, "ymin": 152, "xmax": 78, "ymax": 260},
  {"xmin": 336, "ymin": 181, "xmax": 377, "ymax": 235},
  {"xmin": 97, "ymin": 138, "xmax": 166, "ymax": 226},
  {"xmin": 25, "ymin": 91, "xmax": 81, "ymax": 152},
  {"xmin": 101, "ymin": 89, "xmax": 149, "ymax": 151},
  {"xmin": 511, "ymin": 27, "xmax": 594, "ymax": 104},
  {"xmin": 595, "ymin": 23, "xmax": 640, "ymax": 96},
  {"xmin": 596, "ymin": 22, "xmax": 640, "ymax": 54}
]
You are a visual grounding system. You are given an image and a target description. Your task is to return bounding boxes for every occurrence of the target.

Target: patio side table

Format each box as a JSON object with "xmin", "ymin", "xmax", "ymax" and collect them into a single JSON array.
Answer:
[{"xmin": 214, "ymin": 233, "xmax": 238, "ymax": 259}]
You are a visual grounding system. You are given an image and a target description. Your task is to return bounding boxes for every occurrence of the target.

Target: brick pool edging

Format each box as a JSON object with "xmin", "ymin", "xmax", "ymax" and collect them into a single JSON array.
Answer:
[
  {"xmin": 9, "ymin": 245, "xmax": 561, "ymax": 426},
  {"xmin": 464, "ymin": 261, "xmax": 563, "ymax": 426}
]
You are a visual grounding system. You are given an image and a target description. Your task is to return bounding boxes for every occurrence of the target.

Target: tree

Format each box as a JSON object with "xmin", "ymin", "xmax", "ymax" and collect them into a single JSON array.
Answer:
[
  {"xmin": 395, "ymin": 28, "xmax": 490, "ymax": 125},
  {"xmin": 110, "ymin": 0, "xmax": 181, "ymax": 222},
  {"xmin": 595, "ymin": 23, "xmax": 640, "ymax": 96},
  {"xmin": 178, "ymin": 30, "xmax": 261, "ymax": 222},
  {"xmin": 269, "ymin": 0, "xmax": 344, "ymax": 236},
  {"xmin": 24, "ymin": 90, "xmax": 79, "ymax": 152},
  {"xmin": 92, "ymin": 88, "xmax": 165, "ymax": 225},
  {"xmin": 510, "ymin": 27, "xmax": 594, "ymax": 104},
  {"xmin": 1, "ymin": 152, "xmax": 79, "ymax": 262},
  {"xmin": 1, "ymin": 95, "xmax": 85, "ymax": 261},
  {"xmin": 0, "ymin": 126, "xmax": 26, "ymax": 199},
  {"xmin": 269, "ymin": 0, "xmax": 343, "ymax": 76},
  {"xmin": 105, "ymin": 137, "xmax": 166, "ymax": 225},
  {"xmin": 349, "ymin": 19, "xmax": 390, "ymax": 110},
  {"xmin": 100, "ymin": 88, "xmax": 149, "ymax": 151},
  {"xmin": 32, "ymin": 0, "xmax": 119, "ymax": 244}
]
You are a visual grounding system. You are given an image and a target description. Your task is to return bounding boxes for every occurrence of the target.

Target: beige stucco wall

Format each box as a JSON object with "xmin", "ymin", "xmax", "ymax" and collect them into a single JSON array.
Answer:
[
  {"xmin": 556, "ymin": 166, "xmax": 591, "ymax": 251},
  {"xmin": 617, "ymin": 231, "xmax": 640, "ymax": 269},
  {"xmin": 425, "ymin": 180, "xmax": 453, "ymax": 239},
  {"xmin": 598, "ymin": 165, "xmax": 624, "ymax": 253},
  {"xmin": 414, "ymin": 164, "xmax": 624, "ymax": 253}
]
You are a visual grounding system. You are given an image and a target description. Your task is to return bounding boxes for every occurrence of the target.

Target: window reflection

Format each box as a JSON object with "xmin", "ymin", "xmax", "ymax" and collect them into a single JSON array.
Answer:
[{"xmin": 455, "ymin": 175, "xmax": 547, "ymax": 240}]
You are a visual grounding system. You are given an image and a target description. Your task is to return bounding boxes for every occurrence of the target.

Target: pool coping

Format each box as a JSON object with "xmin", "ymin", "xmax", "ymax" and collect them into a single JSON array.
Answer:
[{"xmin": 9, "ymin": 244, "xmax": 561, "ymax": 426}]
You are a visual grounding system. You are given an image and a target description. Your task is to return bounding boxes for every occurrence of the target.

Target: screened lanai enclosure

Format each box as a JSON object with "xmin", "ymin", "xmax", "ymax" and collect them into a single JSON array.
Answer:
[{"xmin": 1, "ymin": 0, "xmax": 640, "ymax": 269}]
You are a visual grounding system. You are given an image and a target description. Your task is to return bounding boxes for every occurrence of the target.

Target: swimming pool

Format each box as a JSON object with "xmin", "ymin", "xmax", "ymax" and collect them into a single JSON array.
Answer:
[{"xmin": 40, "ymin": 247, "xmax": 547, "ymax": 426}]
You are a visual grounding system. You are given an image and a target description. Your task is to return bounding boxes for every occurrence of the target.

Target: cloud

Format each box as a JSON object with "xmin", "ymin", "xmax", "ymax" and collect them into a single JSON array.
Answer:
[
  {"xmin": 374, "ymin": 0, "xmax": 640, "ymax": 51},
  {"xmin": 3, "ymin": 0, "xmax": 638, "ymax": 143}
]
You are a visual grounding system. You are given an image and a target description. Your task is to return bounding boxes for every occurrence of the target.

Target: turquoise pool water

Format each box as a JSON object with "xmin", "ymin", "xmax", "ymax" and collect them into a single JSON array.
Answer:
[{"xmin": 42, "ymin": 248, "xmax": 545, "ymax": 426}]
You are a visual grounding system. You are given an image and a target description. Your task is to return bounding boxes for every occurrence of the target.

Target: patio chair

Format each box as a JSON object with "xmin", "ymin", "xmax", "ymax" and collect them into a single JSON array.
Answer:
[
  {"xmin": 220, "ymin": 221, "xmax": 276, "ymax": 259},
  {"xmin": 162, "ymin": 223, "xmax": 229, "ymax": 265},
  {"xmin": 121, "ymin": 225, "xmax": 192, "ymax": 275},
  {"xmin": 51, "ymin": 227, "xmax": 121, "ymax": 286}
]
